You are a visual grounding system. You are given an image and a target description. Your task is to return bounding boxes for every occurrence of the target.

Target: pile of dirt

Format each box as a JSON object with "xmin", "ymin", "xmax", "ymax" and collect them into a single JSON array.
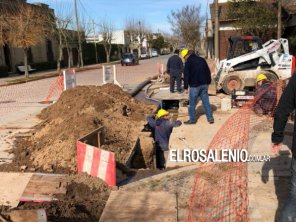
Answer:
[
  {"xmin": 1, "ymin": 174, "xmax": 111, "ymax": 222},
  {"xmin": 2, "ymin": 84, "xmax": 156, "ymax": 173}
]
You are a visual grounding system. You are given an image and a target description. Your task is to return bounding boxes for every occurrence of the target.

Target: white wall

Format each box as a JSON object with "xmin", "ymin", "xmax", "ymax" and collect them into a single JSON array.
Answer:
[{"xmin": 86, "ymin": 30, "xmax": 130, "ymax": 45}]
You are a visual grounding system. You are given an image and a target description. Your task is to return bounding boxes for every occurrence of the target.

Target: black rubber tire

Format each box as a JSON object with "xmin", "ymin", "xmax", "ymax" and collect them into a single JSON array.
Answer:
[
  {"xmin": 222, "ymin": 75, "xmax": 244, "ymax": 95},
  {"xmin": 264, "ymin": 72, "xmax": 278, "ymax": 82}
]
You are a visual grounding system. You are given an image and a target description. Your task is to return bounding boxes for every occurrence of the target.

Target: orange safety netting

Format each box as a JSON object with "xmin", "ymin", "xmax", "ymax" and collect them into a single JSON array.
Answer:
[
  {"xmin": 44, "ymin": 75, "xmax": 64, "ymax": 103},
  {"xmin": 186, "ymin": 80, "xmax": 286, "ymax": 222}
]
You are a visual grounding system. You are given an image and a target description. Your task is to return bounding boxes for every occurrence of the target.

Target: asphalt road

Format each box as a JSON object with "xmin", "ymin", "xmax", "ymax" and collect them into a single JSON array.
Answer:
[{"xmin": 0, "ymin": 55, "xmax": 171, "ymax": 126}]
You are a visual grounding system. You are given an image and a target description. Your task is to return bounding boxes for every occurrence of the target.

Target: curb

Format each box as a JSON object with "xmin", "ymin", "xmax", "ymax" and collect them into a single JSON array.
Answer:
[
  {"xmin": 0, "ymin": 61, "xmax": 120, "ymax": 87},
  {"xmin": 120, "ymin": 164, "xmax": 198, "ymax": 189}
]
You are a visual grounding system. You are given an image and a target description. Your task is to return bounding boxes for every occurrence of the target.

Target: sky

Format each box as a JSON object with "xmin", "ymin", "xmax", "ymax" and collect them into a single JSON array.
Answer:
[{"xmin": 27, "ymin": 0, "xmax": 211, "ymax": 34}]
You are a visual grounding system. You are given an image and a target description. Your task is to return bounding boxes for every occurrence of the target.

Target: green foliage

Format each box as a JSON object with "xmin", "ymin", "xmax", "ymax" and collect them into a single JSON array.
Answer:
[
  {"xmin": 82, "ymin": 42, "xmax": 122, "ymax": 65},
  {"xmin": 150, "ymin": 36, "xmax": 165, "ymax": 52},
  {"xmin": 0, "ymin": 66, "xmax": 8, "ymax": 77},
  {"xmin": 227, "ymin": 0, "xmax": 278, "ymax": 40}
]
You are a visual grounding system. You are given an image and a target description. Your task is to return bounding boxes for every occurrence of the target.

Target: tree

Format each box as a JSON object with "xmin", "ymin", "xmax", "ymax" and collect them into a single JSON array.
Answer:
[
  {"xmin": 99, "ymin": 20, "xmax": 114, "ymax": 63},
  {"xmin": 53, "ymin": 15, "xmax": 72, "ymax": 71},
  {"xmin": 162, "ymin": 33, "xmax": 180, "ymax": 52},
  {"xmin": 150, "ymin": 36, "xmax": 165, "ymax": 52},
  {"xmin": 0, "ymin": 15, "xmax": 8, "ymax": 47},
  {"xmin": 227, "ymin": 0, "xmax": 278, "ymax": 41},
  {"xmin": 168, "ymin": 5, "xmax": 204, "ymax": 50},
  {"xmin": 1, "ymin": 2, "xmax": 51, "ymax": 78},
  {"xmin": 125, "ymin": 18, "xmax": 151, "ymax": 54}
]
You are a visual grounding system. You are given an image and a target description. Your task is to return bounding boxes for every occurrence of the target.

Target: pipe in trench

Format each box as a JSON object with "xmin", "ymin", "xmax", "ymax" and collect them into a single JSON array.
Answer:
[{"xmin": 128, "ymin": 75, "xmax": 158, "ymax": 97}]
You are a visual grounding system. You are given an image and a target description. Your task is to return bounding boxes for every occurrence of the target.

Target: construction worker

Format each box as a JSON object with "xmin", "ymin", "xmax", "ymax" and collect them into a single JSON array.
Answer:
[
  {"xmin": 147, "ymin": 109, "xmax": 182, "ymax": 169},
  {"xmin": 271, "ymin": 73, "xmax": 296, "ymax": 222},
  {"xmin": 166, "ymin": 49, "xmax": 184, "ymax": 93},
  {"xmin": 180, "ymin": 48, "xmax": 214, "ymax": 124},
  {"xmin": 253, "ymin": 74, "xmax": 277, "ymax": 116}
]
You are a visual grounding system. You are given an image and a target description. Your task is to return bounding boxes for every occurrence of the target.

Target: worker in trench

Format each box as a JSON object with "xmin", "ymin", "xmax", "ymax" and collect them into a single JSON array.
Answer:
[
  {"xmin": 147, "ymin": 109, "xmax": 182, "ymax": 170},
  {"xmin": 253, "ymin": 74, "xmax": 277, "ymax": 116}
]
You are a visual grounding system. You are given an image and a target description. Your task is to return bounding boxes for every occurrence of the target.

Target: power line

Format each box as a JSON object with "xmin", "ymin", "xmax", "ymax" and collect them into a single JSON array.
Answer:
[{"xmin": 74, "ymin": 0, "xmax": 83, "ymax": 67}]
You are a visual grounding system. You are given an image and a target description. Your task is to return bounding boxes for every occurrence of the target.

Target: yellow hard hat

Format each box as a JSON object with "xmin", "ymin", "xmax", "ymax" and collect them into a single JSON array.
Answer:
[
  {"xmin": 180, "ymin": 48, "xmax": 189, "ymax": 58},
  {"xmin": 256, "ymin": 74, "xmax": 267, "ymax": 82},
  {"xmin": 157, "ymin": 109, "xmax": 169, "ymax": 118}
]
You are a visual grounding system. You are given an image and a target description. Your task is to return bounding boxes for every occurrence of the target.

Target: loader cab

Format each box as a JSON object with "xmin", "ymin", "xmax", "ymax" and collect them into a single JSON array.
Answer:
[{"xmin": 227, "ymin": 36, "xmax": 263, "ymax": 60}]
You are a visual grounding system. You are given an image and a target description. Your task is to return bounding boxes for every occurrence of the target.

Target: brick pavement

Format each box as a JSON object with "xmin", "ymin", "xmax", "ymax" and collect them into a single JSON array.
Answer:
[{"xmin": 0, "ymin": 56, "xmax": 170, "ymax": 125}]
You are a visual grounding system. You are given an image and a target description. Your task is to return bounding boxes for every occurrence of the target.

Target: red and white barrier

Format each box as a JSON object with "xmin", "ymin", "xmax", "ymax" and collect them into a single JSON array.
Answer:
[{"xmin": 77, "ymin": 141, "xmax": 116, "ymax": 186}]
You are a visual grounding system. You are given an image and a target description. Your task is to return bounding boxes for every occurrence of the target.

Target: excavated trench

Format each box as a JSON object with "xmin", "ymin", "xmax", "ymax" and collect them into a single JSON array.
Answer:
[
  {"xmin": 122, "ymin": 94, "xmax": 182, "ymax": 184},
  {"xmin": 0, "ymin": 83, "xmax": 184, "ymax": 221}
]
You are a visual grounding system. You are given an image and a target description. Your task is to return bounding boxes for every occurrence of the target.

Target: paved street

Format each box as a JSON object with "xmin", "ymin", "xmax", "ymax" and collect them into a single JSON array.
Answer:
[
  {"xmin": 0, "ymin": 55, "xmax": 170, "ymax": 126},
  {"xmin": 0, "ymin": 55, "xmax": 170, "ymax": 163}
]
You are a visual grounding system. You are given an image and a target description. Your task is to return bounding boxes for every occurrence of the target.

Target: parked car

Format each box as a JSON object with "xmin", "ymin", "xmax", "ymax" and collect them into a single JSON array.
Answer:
[
  {"xmin": 121, "ymin": 53, "xmax": 139, "ymax": 66},
  {"xmin": 140, "ymin": 52, "xmax": 151, "ymax": 59},
  {"xmin": 151, "ymin": 50, "xmax": 158, "ymax": 57}
]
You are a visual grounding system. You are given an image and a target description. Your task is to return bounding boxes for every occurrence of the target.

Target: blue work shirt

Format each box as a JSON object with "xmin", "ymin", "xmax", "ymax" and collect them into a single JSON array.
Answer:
[{"xmin": 147, "ymin": 116, "xmax": 182, "ymax": 151}]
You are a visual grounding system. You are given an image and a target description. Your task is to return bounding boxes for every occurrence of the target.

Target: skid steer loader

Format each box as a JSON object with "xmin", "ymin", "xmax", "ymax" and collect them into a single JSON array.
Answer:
[{"xmin": 214, "ymin": 36, "xmax": 296, "ymax": 94}]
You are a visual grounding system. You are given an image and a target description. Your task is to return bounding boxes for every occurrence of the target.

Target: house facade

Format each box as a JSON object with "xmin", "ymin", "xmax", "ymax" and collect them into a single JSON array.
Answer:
[
  {"xmin": 86, "ymin": 30, "xmax": 153, "ymax": 56},
  {"xmin": 0, "ymin": 0, "xmax": 79, "ymax": 74},
  {"xmin": 209, "ymin": 0, "xmax": 296, "ymax": 60}
]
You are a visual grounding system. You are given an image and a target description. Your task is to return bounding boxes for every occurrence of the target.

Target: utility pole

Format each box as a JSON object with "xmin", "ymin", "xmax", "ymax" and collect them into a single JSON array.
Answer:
[
  {"xmin": 74, "ymin": 0, "xmax": 83, "ymax": 67},
  {"xmin": 205, "ymin": 0, "xmax": 209, "ymax": 59},
  {"xmin": 214, "ymin": 0, "xmax": 219, "ymax": 61},
  {"xmin": 277, "ymin": 0, "xmax": 282, "ymax": 39},
  {"xmin": 92, "ymin": 20, "xmax": 98, "ymax": 64}
]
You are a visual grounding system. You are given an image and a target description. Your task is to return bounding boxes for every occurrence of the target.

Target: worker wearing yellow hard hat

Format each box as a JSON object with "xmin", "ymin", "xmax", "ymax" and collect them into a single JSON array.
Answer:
[
  {"xmin": 256, "ymin": 74, "xmax": 267, "ymax": 83},
  {"xmin": 157, "ymin": 109, "xmax": 169, "ymax": 118},
  {"xmin": 181, "ymin": 47, "xmax": 214, "ymax": 124},
  {"xmin": 253, "ymin": 73, "xmax": 276, "ymax": 116},
  {"xmin": 146, "ymin": 108, "xmax": 182, "ymax": 169},
  {"xmin": 180, "ymin": 48, "xmax": 189, "ymax": 59}
]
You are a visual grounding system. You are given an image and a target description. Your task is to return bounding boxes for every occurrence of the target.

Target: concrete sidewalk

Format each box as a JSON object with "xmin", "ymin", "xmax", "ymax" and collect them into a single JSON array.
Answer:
[{"xmin": 0, "ymin": 63, "xmax": 103, "ymax": 86}]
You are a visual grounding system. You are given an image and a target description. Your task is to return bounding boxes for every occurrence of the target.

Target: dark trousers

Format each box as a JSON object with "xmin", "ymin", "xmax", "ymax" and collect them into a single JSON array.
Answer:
[
  {"xmin": 170, "ymin": 75, "xmax": 182, "ymax": 93},
  {"xmin": 156, "ymin": 149, "xmax": 165, "ymax": 169},
  {"xmin": 278, "ymin": 157, "xmax": 296, "ymax": 222}
]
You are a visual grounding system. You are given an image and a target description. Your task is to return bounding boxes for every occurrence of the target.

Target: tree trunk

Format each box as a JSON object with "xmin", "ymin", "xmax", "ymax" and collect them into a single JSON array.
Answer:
[
  {"xmin": 24, "ymin": 48, "xmax": 29, "ymax": 79},
  {"xmin": 107, "ymin": 46, "xmax": 111, "ymax": 63},
  {"xmin": 103, "ymin": 44, "xmax": 110, "ymax": 63},
  {"xmin": 69, "ymin": 49, "xmax": 73, "ymax": 67},
  {"xmin": 277, "ymin": 0, "xmax": 282, "ymax": 39},
  {"xmin": 57, "ymin": 35, "xmax": 63, "ymax": 71},
  {"xmin": 94, "ymin": 42, "xmax": 98, "ymax": 64},
  {"xmin": 79, "ymin": 48, "xmax": 83, "ymax": 67},
  {"xmin": 107, "ymin": 52, "xmax": 110, "ymax": 63},
  {"xmin": 67, "ymin": 47, "xmax": 71, "ymax": 68},
  {"xmin": 57, "ymin": 47, "xmax": 62, "ymax": 71}
]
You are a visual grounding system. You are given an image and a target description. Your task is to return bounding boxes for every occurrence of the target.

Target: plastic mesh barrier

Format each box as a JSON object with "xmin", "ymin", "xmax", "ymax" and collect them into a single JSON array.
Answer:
[{"xmin": 186, "ymin": 80, "xmax": 286, "ymax": 222}]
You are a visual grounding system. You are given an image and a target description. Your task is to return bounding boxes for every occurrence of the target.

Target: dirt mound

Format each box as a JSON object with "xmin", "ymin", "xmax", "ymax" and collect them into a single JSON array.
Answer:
[
  {"xmin": 14, "ymin": 174, "xmax": 111, "ymax": 222},
  {"xmin": 4, "ymin": 84, "xmax": 156, "ymax": 173}
]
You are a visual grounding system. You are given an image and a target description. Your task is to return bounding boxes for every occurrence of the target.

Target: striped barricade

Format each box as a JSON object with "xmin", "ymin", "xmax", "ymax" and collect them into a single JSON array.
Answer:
[{"xmin": 77, "ymin": 127, "xmax": 116, "ymax": 186}]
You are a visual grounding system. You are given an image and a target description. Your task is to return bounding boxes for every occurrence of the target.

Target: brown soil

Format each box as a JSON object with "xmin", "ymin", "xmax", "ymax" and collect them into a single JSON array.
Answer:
[
  {"xmin": 0, "ymin": 84, "xmax": 156, "ymax": 173},
  {"xmin": 1, "ymin": 174, "xmax": 111, "ymax": 222},
  {"xmin": 0, "ymin": 84, "xmax": 158, "ymax": 221}
]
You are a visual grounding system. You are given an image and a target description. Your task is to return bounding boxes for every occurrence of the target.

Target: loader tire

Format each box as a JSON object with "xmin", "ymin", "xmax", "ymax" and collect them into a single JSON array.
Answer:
[
  {"xmin": 264, "ymin": 72, "xmax": 278, "ymax": 83},
  {"xmin": 222, "ymin": 75, "xmax": 243, "ymax": 95}
]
